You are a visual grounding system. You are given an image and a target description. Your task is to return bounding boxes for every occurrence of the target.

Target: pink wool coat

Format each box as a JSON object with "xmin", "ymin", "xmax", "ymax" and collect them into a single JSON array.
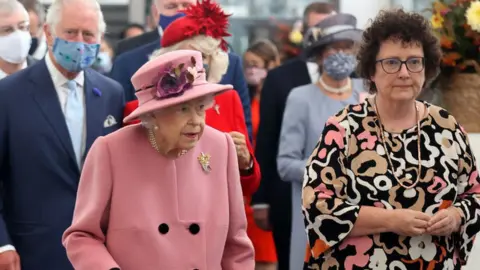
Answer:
[{"xmin": 62, "ymin": 125, "xmax": 255, "ymax": 270}]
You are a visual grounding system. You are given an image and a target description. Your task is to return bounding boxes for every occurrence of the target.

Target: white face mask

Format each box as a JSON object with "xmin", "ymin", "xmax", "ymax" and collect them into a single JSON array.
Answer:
[{"xmin": 0, "ymin": 30, "xmax": 32, "ymax": 64}]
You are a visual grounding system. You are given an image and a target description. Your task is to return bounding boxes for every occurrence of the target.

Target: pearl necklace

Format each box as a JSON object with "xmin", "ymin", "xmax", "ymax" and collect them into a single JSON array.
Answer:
[
  {"xmin": 373, "ymin": 98, "xmax": 422, "ymax": 189},
  {"xmin": 318, "ymin": 76, "xmax": 352, "ymax": 94},
  {"xmin": 148, "ymin": 129, "xmax": 187, "ymax": 157}
]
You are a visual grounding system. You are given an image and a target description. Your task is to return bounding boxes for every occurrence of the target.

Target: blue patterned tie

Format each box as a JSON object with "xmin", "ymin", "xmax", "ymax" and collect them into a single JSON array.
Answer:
[{"xmin": 65, "ymin": 80, "xmax": 84, "ymax": 167}]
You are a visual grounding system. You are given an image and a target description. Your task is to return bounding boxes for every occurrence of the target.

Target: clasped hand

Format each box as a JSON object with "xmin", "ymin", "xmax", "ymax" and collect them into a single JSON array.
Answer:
[
  {"xmin": 228, "ymin": 131, "xmax": 251, "ymax": 170},
  {"xmin": 390, "ymin": 207, "xmax": 462, "ymax": 237}
]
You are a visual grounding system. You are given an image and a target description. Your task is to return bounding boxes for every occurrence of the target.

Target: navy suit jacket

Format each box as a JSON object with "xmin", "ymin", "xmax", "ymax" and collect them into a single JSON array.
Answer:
[
  {"xmin": 109, "ymin": 39, "xmax": 253, "ymax": 140},
  {"xmin": 0, "ymin": 60, "xmax": 124, "ymax": 270}
]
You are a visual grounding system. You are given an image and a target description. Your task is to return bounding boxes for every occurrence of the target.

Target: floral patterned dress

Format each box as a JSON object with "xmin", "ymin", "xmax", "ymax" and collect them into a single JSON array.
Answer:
[{"xmin": 302, "ymin": 99, "xmax": 480, "ymax": 270}]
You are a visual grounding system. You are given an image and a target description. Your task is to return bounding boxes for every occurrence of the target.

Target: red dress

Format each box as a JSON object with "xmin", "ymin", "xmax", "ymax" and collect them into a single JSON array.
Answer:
[
  {"xmin": 249, "ymin": 97, "xmax": 278, "ymax": 263},
  {"xmin": 123, "ymin": 90, "xmax": 276, "ymax": 262}
]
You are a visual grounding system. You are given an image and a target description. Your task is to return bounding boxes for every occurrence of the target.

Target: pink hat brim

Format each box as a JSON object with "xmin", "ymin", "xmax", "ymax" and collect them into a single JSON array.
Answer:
[{"xmin": 123, "ymin": 82, "xmax": 233, "ymax": 123}]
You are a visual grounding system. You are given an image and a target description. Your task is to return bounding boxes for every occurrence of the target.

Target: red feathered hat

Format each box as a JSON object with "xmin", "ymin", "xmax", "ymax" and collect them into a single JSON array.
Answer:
[{"xmin": 161, "ymin": 0, "xmax": 231, "ymax": 51}]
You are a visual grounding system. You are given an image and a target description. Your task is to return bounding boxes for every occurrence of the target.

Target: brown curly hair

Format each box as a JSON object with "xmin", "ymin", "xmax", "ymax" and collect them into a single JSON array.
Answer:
[{"xmin": 356, "ymin": 9, "xmax": 442, "ymax": 93}]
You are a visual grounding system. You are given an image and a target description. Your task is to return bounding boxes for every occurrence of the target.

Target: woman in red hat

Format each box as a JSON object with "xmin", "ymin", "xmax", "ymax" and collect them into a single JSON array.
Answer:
[{"xmin": 123, "ymin": 0, "xmax": 263, "ymax": 254}]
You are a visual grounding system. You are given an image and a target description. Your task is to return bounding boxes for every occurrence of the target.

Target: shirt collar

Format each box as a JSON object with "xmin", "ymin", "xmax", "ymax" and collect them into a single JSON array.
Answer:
[
  {"xmin": 306, "ymin": 61, "xmax": 320, "ymax": 83},
  {"xmin": 45, "ymin": 52, "xmax": 84, "ymax": 88},
  {"xmin": 157, "ymin": 26, "xmax": 163, "ymax": 37}
]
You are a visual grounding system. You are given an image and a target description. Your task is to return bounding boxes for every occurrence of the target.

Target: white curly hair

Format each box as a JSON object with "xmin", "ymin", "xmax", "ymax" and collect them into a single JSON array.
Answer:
[{"xmin": 150, "ymin": 35, "xmax": 229, "ymax": 84}]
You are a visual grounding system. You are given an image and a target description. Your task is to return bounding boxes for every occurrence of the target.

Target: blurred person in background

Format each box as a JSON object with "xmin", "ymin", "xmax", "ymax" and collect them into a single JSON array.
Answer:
[
  {"xmin": 20, "ymin": 0, "xmax": 46, "ymax": 60},
  {"xmin": 92, "ymin": 37, "xmax": 114, "ymax": 75},
  {"xmin": 118, "ymin": 23, "xmax": 145, "ymax": 40},
  {"xmin": 244, "ymin": 39, "xmax": 280, "ymax": 150},
  {"xmin": 114, "ymin": 0, "xmax": 191, "ymax": 57},
  {"xmin": 303, "ymin": 9, "xmax": 480, "ymax": 269},
  {"xmin": 111, "ymin": 0, "xmax": 253, "ymax": 140},
  {"xmin": 0, "ymin": 0, "xmax": 124, "ymax": 268},
  {"xmin": 243, "ymin": 38, "xmax": 280, "ymax": 270},
  {"xmin": 277, "ymin": 13, "xmax": 364, "ymax": 269},
  {"xmin": 251, "ymin": 2, "xmax": 335, "ymax": 270},
  {"xmin": 0, "ymin": 0, "xmax": 35, "ymax": 80},
  {"xmin": 110, "ymin": 0, "xmax": 192, "ymax": 99}
]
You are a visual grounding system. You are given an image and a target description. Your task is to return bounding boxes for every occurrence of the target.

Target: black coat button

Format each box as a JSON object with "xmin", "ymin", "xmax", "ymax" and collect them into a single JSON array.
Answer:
[
  {"xmin": 189, "ymin": 223, "xmax": 200, "ymax": 235},
  {"xmin": 158, "ymin": 223, "xmax": 169, "ymax": 234}
]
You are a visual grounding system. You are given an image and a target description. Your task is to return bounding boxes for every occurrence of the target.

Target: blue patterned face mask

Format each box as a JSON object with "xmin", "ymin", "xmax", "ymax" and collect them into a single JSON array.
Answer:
[
  {"xmin": 322, "ymin": 52, "xmax": 357, "ymax": 81},
  {"xmin": 52, "ymin": 37, "xmax": 100, "ymax": 72}
]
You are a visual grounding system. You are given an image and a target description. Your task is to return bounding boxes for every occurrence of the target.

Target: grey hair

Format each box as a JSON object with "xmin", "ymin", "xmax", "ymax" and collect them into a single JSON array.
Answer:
[
  {"xmin": 45, "ymin": 0, "xmax": 106, "ymax": 40},
  {"xmin": 0, "ymin": 0, "xmax": 28, "ymax": 18},
  {"xmin": 139, "ymin": 113, "xmax": 157, "ymax": 130},
  {"xmin": 150, "ymin": 35, "xmax": 229, "ymax": 83}
]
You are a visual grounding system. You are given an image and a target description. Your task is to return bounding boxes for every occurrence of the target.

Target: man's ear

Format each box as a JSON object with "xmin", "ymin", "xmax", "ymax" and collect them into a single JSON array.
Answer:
[{"xmin": 44, "ymin": 24, "xmax": 54, "ymax": 47}]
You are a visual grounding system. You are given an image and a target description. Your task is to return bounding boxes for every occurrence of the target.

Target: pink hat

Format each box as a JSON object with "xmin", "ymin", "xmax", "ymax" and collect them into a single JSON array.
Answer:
[{"xmin": 123, "ymin": 50, "xmax": 232, "ymax": 123}]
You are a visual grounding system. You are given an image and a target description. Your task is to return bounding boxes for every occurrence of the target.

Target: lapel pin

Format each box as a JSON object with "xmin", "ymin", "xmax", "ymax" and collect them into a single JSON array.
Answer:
[
  {"xmin": 92, "ymin": 88, "xmax": 102, "ymax": 97},
  {"xmin": 214, "ymin": 104, "xmax": 220, "ymax": 115},
  {"xmin": 197, "ymin": 152, "xmax": 211, "ymax": 173}
]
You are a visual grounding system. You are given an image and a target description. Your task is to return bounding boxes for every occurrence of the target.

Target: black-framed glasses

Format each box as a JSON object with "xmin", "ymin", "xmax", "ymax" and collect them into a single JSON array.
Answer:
[{"xmin": 376, "ymin": 57, "xmax": 425, "ymax": 74}]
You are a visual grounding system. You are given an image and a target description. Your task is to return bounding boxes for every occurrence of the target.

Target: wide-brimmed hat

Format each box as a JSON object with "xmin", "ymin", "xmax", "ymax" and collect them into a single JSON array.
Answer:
[
  {"xmin": 161, "ymin": 0, "xmax": 231, "ymax": 51},
  {"xmin": 123, "ymin": 50, "xmax": 232, "ymax": 123},
  {"xmin": 303, "ymin": 13, "xmax": 362, "ymax": 58}
]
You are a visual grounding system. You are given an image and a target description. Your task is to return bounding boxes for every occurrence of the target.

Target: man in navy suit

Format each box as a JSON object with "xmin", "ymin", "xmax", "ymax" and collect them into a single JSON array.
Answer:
[
  {"xmin": 110, "ymin": 0, "xmax": 253, "ymax": 139},
  {"xmin": 0, "ymin": 0, "xmax": 124, "ymax": 269},
  {"xmin": 114, "ymin": 0, "xmax": 191, "ymax": 57}
]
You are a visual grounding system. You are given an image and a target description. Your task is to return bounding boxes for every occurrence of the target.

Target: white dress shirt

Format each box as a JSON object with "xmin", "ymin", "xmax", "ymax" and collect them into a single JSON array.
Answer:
[
  {"xmin": 306, "ymin": 61, "xmax": 320, "ymax": 83},
  {"xmin": 0, "ymin": 54, "xmax": 87, "ymax": 253},
  {"xmin": 45, "ymin": 53, "xmax": 87, "ymax": 158}
]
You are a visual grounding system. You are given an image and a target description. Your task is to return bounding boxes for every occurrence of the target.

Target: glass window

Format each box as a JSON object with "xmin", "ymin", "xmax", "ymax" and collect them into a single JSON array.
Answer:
[{"xmin": 391, "ymin": 0, "xmax": 433, "ymax": 16}]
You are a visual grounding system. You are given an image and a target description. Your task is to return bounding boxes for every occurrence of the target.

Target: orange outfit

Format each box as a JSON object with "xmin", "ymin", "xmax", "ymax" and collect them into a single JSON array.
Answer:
[{"xmin": 248, "ymin": 97, "xmax": 278, "ymax": 263}]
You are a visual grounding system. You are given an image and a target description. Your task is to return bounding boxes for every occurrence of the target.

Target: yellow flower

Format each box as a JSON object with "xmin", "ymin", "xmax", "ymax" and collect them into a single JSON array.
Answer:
[
  {"xmin": 466, "ymin": 0, "xmax": 480, "ymax": 32},
  {"xmin": 431, "ymin": 13, "xmax": 444, "ymax": 29},
  {"xmin": 289, "ymin": 30, "xmax": 303, "ymax": 45}
]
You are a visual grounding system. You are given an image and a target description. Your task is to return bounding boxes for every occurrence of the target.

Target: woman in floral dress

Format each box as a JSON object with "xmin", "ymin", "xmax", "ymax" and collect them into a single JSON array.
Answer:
[{"xmin": 302, "ymin": 9, "xmax": 480, "ymax": 270}]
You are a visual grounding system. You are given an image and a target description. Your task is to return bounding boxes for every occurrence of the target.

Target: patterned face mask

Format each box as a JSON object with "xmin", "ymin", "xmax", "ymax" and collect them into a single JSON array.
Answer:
[
  {"xmin": 52, "ymin": 37, "xmax": 100, "ymax": 72},
  {"xmin": 322, "ymin": 52, "xmax": 357, "ymax": 81}
]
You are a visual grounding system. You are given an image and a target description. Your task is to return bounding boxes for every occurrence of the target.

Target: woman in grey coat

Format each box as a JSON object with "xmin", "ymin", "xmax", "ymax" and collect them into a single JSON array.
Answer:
[{"xmin": 276, "ymin": 13, "xmax": 366, "ymax": 269}]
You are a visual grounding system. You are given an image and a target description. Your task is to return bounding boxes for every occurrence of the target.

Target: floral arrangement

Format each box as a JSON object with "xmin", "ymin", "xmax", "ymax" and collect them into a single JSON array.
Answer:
[
  {"xmin": 151, "ymin": 57, "xmax": 201, "ymax": 99},
  {"xmin": 272, "ymin": 19, "xmax": 303, "ymax": 62},
  {"xmin": 429, "ymin": 0, "xmax": 480, "ymax": 76}
]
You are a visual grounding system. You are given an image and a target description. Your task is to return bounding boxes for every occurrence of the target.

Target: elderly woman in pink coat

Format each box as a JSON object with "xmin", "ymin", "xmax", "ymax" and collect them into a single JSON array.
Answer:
[{"xmin": 62, "ymin": 50, "xmax": 255, "ymax": 270}]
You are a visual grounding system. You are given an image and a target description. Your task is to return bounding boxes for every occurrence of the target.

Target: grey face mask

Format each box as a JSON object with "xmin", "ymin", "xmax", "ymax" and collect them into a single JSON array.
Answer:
[{"xmin": 322, "ymin": 52, "xmax": 356, "ymax": 81}]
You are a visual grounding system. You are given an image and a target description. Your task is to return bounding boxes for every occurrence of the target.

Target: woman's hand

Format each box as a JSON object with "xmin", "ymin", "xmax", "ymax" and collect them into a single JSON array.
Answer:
[
  {"xmin": 253, "ymin": 207, "xmax": 271, "ymax": 231},
  {"xmin": 229, "ymin": 131, "xmax": 251, "ymax": 170},
  {"xmin": 426, "ymin": 207, "xmax": 462, "ymax": 236},
  {"xmin": 389, "ymin": 209, "xmax": 431, "ymax": 236}
]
